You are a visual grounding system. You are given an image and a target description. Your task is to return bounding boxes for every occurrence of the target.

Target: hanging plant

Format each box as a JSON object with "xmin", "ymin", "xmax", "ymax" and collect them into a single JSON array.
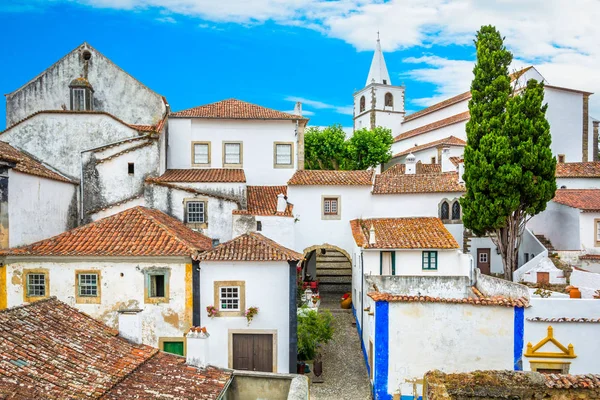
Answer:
[
  {"xmin": 206, "ymin": 305, "xmax": 218, "ymax": 318},
  {"xmin": 245, "ymin": 306, "xmax": 259, "ymax": 326}
]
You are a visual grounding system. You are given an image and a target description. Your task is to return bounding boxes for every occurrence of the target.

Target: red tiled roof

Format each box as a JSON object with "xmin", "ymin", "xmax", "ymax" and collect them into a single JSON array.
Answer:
[
  {"xmin": 373, "ymin": 172, "xmax": 465, "ymax": 194},
  {"xmin": 545, "ymin": 84, "xmax": 594, "ymax": 96},
  {"xmin": 0, "ymin": 141, "xmax": 75, "ymax": 184},
  {"xmin": 552, "ymin": 189, "xmax": 600, "ymax": 212},
  {"xmin": 394, "ymin": 111, "xmax": 470, "ymax": 143},
  {"xmin": 449, "ymin": 156, "xmax": 464, "ymax": 166},
  {"xmin": 556, "ymin": 162, "xmax": 600, "ymax": 178},
  {"xmin": 232, "ymin": 186, "xmax": 293, "ymax": 217},
  {"xmin": 350, "ymin": 217, "xmax": 458, "ymax": 249},
  {"xmin": 383, "ymin": 163, "xmax": 442, "ymax": 175},
  {"xmin": 580, "ymin": 254, "xmax": 600, "ymax": 260},
  {"xmin": 393, "ymin": 136, "xmax": 466, "ymax": 158},
  {"xmin": 0, "ymin": 298, "xmax": 231, "ymax": 399},
  {"xmin": 544, "ymin": 373, "xmax": 600, "ymax": 389},
  {"xmin": 197, "ymin": 232, "xmax": 302, "ymax": 262},
  {"xmin": 288, "ymin": 170, "xmax": 374, "ymax": 185},
  {"xmin": 403, "ymin": 92, "xmax": 471, "ymax": 122},
  {"xmin": 527, "ymin": 317, "xmax": 600, "ymax": 323},
  {"xmin": 150, "ymin": 169, "xmax": 246, "ymax": 183},
  {"xmin": 1, "ymin": 206, "xmax": 212, "ymax": 257},
  {"xmin": 171, "ymin": 98, "xmax": 307, "ymax": 120}
]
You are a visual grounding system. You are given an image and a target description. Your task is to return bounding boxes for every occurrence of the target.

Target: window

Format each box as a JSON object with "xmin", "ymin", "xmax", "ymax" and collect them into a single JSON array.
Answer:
[
  {"xmin": 431, "ymin": 156, "xmax": 436, "ymax": 164},
  {"xmin": 322, "ymin": 196, "xmax": 341, "ymax": 220},
  {"xmin": 257, "ymin": 221, "xmax": 262, "ymax": 231},
  {"xmin": 69, "ymin": 83, "xmax": 93, "ymax": 111},
  {"xmin": 383, "ymin": 79, "xmax": 387, "ymax": 85},
  {"xmin": 144, "ymin": 269, "xmax": 170, "ymax": 304},
  {"xmin": 440, "ymin": 201, "xmax": 449, "ymax": 220},
  {"xmin": 360, "ymin": 96, "xmax": 366, "ymax": 112},
  {"xmin": 128, "ymin": 163, "xmax": 134, "ymax": 175},
  {"xmin": 595, "ymin": 219, "xmax": 600, "ymax": 246},
  {"xmin": 385, "ymin": 92, "xmax": 393, "ymax": 107},
  {"xmin": 452, "ymin": 201, "xmax": 461, "ymax": 220},
  {"xmin": 192, "ymin": 142, "xmax": 210, "ymax": 166},
  {"xmin": 274, "ymin": 142, "xmax": 293, "ymax": 168},
  {"xmin": 186, "ymin": 201, "xmax": 206, "ymax": 224},
  {"xmin": 27, "ymin": 274, "xmax": 46, "ymax": 297},
  {"xmin": 324, "ymin": 198, "xmax": 338, "ymax": 215},
  {"xmin": 78, "ymin": 273, "xmax": 98, "ymax": 297},
  {"xmin": 149, "ymin": 274, "xmax": 166, "ymax": 298},
  {"xmin": 72, "ymin": 88, "xmax": 86, "ymax": 111},
  {"xmin": 380, "ymin": 251, "xmax": 395, "ymax": 275},
  {"xmin": 212, "ymin": 238, "xmax": 220, "ymax": 247},
  {"xmin": 479, "ymin": 252, "xmax": 488, "ymax": 264},
  {"xmin": 223, "ymin": 142, "xmax": 242, "ymax": 166},
  {"xmin": 159, "ymin": 337, "xmax": 186, "ymax": 356},
  {"xmin": 220, "ymin": 286, "xmax": 240, "ymax": 311},
  {"xmin": 558, "ymin": 154, "xmax": 565, "ymax": 163},
  {"xmin": 422, "ymin": 251, "xmax": 438, "ymax": 270}
]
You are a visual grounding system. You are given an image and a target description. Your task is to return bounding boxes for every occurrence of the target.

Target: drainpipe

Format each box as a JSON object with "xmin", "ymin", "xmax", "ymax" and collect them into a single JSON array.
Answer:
[{"xmin": 360, "ymin": 250, "xmax": 364, "ymax": 333}]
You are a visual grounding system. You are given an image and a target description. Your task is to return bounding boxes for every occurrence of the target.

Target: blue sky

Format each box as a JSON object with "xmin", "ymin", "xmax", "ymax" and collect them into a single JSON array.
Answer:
[{"xmin": 1, "ymin": 1, "xmax": 598, "ymax": 130}]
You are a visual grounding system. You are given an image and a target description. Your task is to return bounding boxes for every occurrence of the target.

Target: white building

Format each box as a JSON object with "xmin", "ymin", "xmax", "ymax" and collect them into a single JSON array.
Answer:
[
  {"xmin": 196, "ymin": 232, "xmax": 302, "ymax": 373},
  {"xmin": 0, "ymin": 206, "xmax": 213, "ymax": 351}
]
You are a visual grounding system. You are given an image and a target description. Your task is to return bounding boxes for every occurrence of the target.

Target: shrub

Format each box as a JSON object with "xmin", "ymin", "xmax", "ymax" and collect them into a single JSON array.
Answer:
[{"xmin": 297, "ymin": 308, "xmax": 334, "ymax": 361}]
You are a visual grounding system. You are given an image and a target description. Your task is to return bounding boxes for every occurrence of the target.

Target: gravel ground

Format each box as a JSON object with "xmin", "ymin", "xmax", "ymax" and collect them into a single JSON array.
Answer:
[{"xmin": 308, "ymin": 300, "xmax": 372, "ymax": 400}]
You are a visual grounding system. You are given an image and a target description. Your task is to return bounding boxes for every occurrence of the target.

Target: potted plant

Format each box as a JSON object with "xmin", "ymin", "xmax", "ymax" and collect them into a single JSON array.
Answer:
[
  {"xmin": 297, "ymin": 307, "xmax": 334, "ymax": 374},
  {"xmin": 245, "ymin": 306, "xmax": 259, "ymax": 326},
  {"xmin": 311, "ymin": 294, "xmax": 321, "ymax": 308},
  {"xmin": 206, "ymin": 305, "xmax": 218, "ymax": 318}
]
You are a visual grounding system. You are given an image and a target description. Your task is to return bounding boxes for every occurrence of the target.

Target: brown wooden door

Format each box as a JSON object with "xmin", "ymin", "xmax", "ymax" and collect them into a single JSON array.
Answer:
[
  {"xmin": 477, "ymin": 248, "xmax": 491, "ymax": 275},
  {"xmin": 232, "ymin": 334, "xmax": 273, "ymax": 372},
  {"xmin": 537, "ymin": 272, "xmax": 550, "ymax": 285}
]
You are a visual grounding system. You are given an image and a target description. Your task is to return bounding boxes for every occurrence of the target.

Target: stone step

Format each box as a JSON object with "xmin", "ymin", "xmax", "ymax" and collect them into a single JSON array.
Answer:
[
  {"xmin": 318, "ymin": 283, "xmax": 352, "ymax": 294},
  {"xmin": 317, "ymin": 275, "xmax": 352, "ymax": 284},
  {"xmin": 316, "ymin": 268, "xmax": 353, "ymax": 276},
  {"xmin": 315, "ymin": 261, "xmax": 351, "ymax": 269},
  {"xmin": 316, "ymin": 255, "xmax": 350, "ymax": 262}
]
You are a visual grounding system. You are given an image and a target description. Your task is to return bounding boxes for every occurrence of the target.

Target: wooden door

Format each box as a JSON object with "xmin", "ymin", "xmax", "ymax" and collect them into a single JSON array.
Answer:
[
  {"xmin": 232, "ymin": 334, "xmax": 273, "ymax": 372},
  {"xmin": 537, "ymin": 272, "xmax": 550, "ymax": 285},
  {"xmin": 477, "ymin": 248, "xmax": 491, "ymax": 275}
]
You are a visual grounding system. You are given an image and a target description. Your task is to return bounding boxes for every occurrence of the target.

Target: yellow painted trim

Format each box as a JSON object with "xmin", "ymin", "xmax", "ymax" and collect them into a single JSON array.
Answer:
[
  {"xmin": 0, "ymin": 265, "xmax": 6, "ymax": 310},
  {"xmin": 529, "ymin": 360, "xmax": 571, "ymax": 374},
  {"xmin": 184, "ymin": 263, "xmax": 193, "ymax": 330},
  {"xmin": 144, "ymin": 268, "xmax": 171, "ymax": 304},
  {"xmin": 22, "ymin": 268, "xmax": 50, "ymax": 303},
  {"xmin": 159, "ymin": 336, "xmax": 187, "ymax": 356},
  {"xmin": 74, "ymin": 270, "xmax": 101, "ymax": 304},
  {"xmin": 214, "ymin": 280, "xmax": 245, "ymax": 317},
  {"xmin": 524, "ymin": 326, "xmax": 577, "ymax": 359}
]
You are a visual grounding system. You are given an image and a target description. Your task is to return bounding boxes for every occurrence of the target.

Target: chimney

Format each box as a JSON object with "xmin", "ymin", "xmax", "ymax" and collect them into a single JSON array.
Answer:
[
  {"xmin": 186, "ymin": 327, "xmax": 210, "ymax": 368},
  {"xmin": 276, "ymin": 193, "xmax": 287, "ymax": 213},
  {"xmin": 441, "ymin": 146, "xmax": 454, "ymax": 173},
  {"xmin": 405, "ymin": 153, "xmax": 416, "ymax": 175},
  {"xmin": 593, "ymin": 120, "xmax": 599, "ymax": 161},
  {"xmin": 294, "ymin": 102, "xmax": 302, "ymax": 116},
  {"xmin": 117, "ymin": 309, "xmax": 143, "ymax": 344},
  {"xmin": 369, "ymin": 224, "xmax": 376, "ymax": 246},
  {"xmin": 458, "ymin": 161, "xmax": 465, "ymax": 184}
]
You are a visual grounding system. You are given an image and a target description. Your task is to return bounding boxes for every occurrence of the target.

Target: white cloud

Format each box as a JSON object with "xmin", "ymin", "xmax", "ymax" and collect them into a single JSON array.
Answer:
[
  {"xmin": 283, "ymin": 109, "xmax": 315, "ymax": 116},
  {"xmin": 156, "ymin": 16, "xmax": 176, "ymax": 23},
  {"xmin": 285, "ymin": 96, "xmax": 353, "ymax": 116}
]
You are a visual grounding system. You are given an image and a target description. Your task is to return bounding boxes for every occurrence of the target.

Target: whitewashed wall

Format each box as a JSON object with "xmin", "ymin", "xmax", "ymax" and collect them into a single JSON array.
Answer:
[
  {"xmin": 391, "ymin": 121, "xmax": 467, "ymax": 157},
  {"xmin": 385, "ymin": 302, "xmax": 514, "ymax": 397},
  {"xmin": 392, "ymin": 145, "xmax": 463, "ymax": 165},
  {"xmin": 557, "ymin": 178, "xmax": 600, "ymax": 189},
  {"xmin": 580, "ymin": 213, "xmax": 600, "ymax": 250},
  {"xmin": 570, "ymin": 268, "xmax": 600, "ymax": 298},
  {"xmin": 361, "ymin": 249, "xmax": 471, "ymax": 277},
  {"xmin": 199, "ymin": 261, "xmax": 291, "ymax": 373},
  {"xmin": 528, "ymin": 202, "xmax": 582, "ymax": 251},
  {"xmin": 366, "ymin": 192, "xmax": 464, "ymax": 219},
  {"xmin": 232, "ymin": 214, "xmax": 295, "ymax": 250},
  {"xmin": 288, "ymin": 185, "xmax": 372, "ymax": 254},
  {"xmin": 524, "ymin": 298, "xmax": 600, "ymax": 374},
  {"xmin": 5, "ymin": 259, "xmax": 190, "ymax": 347},
  {"xmin": 90, "ymin": 197, "xmax": 145, "ymax": 221},
  {"xmin": 8, "ymin": 170, "xmax": 76, "ymax": 247},
  {"xmin": 167, "ymin": 118, "xmax": 299, "ymax": 186},
  {"xmin": 468, "ymin": 236, "xmax": 504, "ymax": 274},
  {"xmin": 545, "ymin": 87, "xmax": 585, "ymax": 162},
  {"xmin": 400, "ymin": 99, "xmax": 469, "ymax": 133}
]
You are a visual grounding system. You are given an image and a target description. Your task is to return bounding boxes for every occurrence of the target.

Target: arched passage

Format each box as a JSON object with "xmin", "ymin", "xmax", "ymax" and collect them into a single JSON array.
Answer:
[{"xmin": 303, "ymin": 243, "xmax": 352, "ymax": 297}]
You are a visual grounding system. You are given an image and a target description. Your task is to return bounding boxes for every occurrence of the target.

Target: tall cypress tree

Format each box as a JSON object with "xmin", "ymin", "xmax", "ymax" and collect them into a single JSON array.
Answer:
[{"xmin": 461, "ymin": 26, "xmax": 556, "ymax": 280}]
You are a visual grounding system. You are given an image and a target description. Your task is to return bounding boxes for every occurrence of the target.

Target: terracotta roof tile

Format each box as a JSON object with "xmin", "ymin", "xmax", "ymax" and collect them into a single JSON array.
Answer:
[
  {"xmin": 0, "ymin": 298, "xmax": 231, "ymax": 399},
  {"xmin": 197, "ymin": 232, "xmax": 302, "ymax": 262},
  {"xmin": 288, "ymin": 170, "xmax": 374, "ymax": 185},
  {"xmin": 394, "ymin": 111, "xmax": 470, "ymax": 143},
  {"xmin": 544, "ymin": 373, "xmax": 600, "ymax": 389},
  {"xmin": 350, "ymin": 217, "xmax": 458, "ymax": 249},
  {"xmin": 580, "ymin": 254, "xmax": 600, "ymax": 260},
  {"xmin": 383, "ymin": 163, "xmax": 442, "ymax": 175},
  {"xmin": 449, "ymin": 156, "xmax": 464, "ymax": 166},
  {"xmin": 373, "ymin": 172, "xmax": 465, "ymax": 194},
  {"xmin": 556, "ymin": 162, "xmax": 600, "ymax": 178},
  {"xmin": 1, "ymin": 206, "xmax": 212, "ymax": 257},
  {"xmin": 403, "ymin": 92, "xmax": 471, "ymax": 122},
  {"xmin": 171, "ymin": 98, "xmax": 307, "ymax": 120},
  {"xmin": 393, "ymin": 136, "xmax": 466, "ymax": 158},
  {"xmin": 527, "ymin": 317, "xmax": 600, "ymax": 323},
  {"xmin": 552, "ymin": 189, "xmax": 600, "ymax": 212},
  {"xmin": 151, "ymin": 168, "xmax": 246, "ymax": 183},
  {"xmin": 367, "ymin": 290, "xmax": 528, "ymax": 308},
  {"xmin": 232, "ymin": 186, "xmax": 293, "ymax": 217},
  {"xmin": 0, "ymin": 141, "xmax": 75, "ymax": 184}
]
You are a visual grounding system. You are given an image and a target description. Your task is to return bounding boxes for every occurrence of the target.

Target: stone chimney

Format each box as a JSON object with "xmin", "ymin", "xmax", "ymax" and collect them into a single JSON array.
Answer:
[
  {"xmin": 441, "ymin": 147, "xmax": 454, "ymax": 173},
  {"xmin": 593, "ymin": 120, "xmax": 599, "ymax": 161},
  {"xmin": 117, "ymin": 309, "xmax": 143, "ymax": 344},
  {"xmin": 186, "ymin": 327, "xmax": 210, "ymax": 368},
  {"xmin": 405, "ymin": 153, "xmax": 416, "ymax": 175},
  {"xmin": 276, "ymin": 193, "xmax": 287, "ymax": 213},
  {"xmin": 369, "ymin": 224, "xmax": 376, "ymax": 246},
  {"xmin": 294, "ymin": 101, "xmax": 302, "ymax": 116},
  {"xmin": 458, "ymin": 161, "xmax": 465, "ymax": 184}
]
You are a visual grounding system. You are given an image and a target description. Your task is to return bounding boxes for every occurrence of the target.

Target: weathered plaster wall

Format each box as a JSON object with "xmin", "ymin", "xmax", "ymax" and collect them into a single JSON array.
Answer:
[
  {"xmin": 476, "ymin": 271, "xmax": 530, "ymax": 300},
  {"xmin": 5, "ymin": 259, "xmax": 191, "ymax": 347},
  {"xmin": 232, "ymin": 214, "xmax": 296, "ymax": 250},
  {"xmin": 570, "ymin": 268, "xmax": 600, "ymax": 298},
  {"xmin": 8, "ymin": 170, "xmax": 77, "ymax": 247},
  {"xmin": 167, "ymin": 118, "xmax": 299, "ymax": 185},
  {"xmin": 199, "ymin": 261, "xmax": 291, "ymax": 373},
  {"xmin": 524, "ymin": 298, "xmax": 600, "ymax": 374},
  {"xmin": 362, "ymin": 249, "xmax": 471, "ymax": 277},
  {"xmin": 365, "ymin": 274, "xmax": 471, "ymax": 298},
  {"xmin": 580, "ymin": 212, "xmax": 600, "ymax": 250},
  {"xmin": 528, "ymin": 202, "xmax": 581, "ymax": 251},
  {"xmin": 6, "ymin": 43, "xmax": 164, "ymax": 126}
]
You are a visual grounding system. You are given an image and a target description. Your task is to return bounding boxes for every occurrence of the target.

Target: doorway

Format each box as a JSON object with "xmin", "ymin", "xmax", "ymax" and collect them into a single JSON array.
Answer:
[
  {"xmin": 477, "ymin": 248, "xmax": 491, "ymax": 275},
  {"xmin": 231, "ymin": 333, "xmax": 274, "ymax": 372}
]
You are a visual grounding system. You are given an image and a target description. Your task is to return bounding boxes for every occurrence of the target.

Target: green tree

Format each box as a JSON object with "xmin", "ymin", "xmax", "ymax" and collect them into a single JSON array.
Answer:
[
  {"xmin": 297, "ymin": 308, "xmax": 334, "ymax": 361},
  {"xmin": 304, "ymin": 124, "xmax": 348, "ymax": 170},
  {"xmin": 347, "ymin": 126, "xmax": 393, "ymax": 169},
  {"xmin": 461, "ymin": 25, "xmax": 556, "ymax": 281}
]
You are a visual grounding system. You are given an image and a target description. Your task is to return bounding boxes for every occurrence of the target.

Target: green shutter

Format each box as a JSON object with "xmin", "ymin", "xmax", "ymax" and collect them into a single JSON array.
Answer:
[
  {"xmin": 391, "ymin": 252, "xmax": 396, "ymax": 275},
  {"xmin": 422, "ymin": 251, "xmax": 426, "ymax": 269},
  {"xmin": 163, "ymin": 341, "xmax": 185, "ymax": 356},
  {"xmin": 432, "ymin": 251, "xmax": 438, "ymax": 270}
]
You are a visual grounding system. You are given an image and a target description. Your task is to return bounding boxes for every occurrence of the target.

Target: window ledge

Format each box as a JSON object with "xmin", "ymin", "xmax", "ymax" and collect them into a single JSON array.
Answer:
[{"xmin": 322, "ymin": 214, "xmax": 341, "ymax": 221}]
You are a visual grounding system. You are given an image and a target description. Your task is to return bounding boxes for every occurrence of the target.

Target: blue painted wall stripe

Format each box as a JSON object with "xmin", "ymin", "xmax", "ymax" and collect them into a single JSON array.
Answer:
[
  {"xmin": 513, "ymin": 306, "xmax": 525, "ymax": 371},
  {"xmin": 352, "ymin": 304, "xmax": 371, "ymax": 377},
  {"xmin": 374, "ymin": 301, "xmax": 390, "ymax": 400}
]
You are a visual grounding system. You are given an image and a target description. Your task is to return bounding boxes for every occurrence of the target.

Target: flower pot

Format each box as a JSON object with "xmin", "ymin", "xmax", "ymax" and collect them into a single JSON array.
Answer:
[{"xmin": 297, "ymin": 362, "xmax": 306, "ymax": 374}]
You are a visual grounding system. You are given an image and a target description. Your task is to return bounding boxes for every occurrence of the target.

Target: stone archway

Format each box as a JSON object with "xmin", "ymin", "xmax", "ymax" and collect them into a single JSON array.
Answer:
[{"xmin": 303, "ymin": 244, "xmax": 352, "ymax": 296}]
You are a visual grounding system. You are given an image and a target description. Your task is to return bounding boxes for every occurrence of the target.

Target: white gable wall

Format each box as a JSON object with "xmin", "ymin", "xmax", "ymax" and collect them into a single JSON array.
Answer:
[
  {"xmin": 361, "ymin": 249, "xmax": 470, "ymax": 277},
  {"xmin": 580, "ymin": 212, "xmax": 600, "ymax": 250},
  {"xmin": 391, "ymin": 121, "xmax": 467, "ymax": 157},
  {"xmin": 400, "ymin": 99, "xmax": 469, "ymax": 132},
  {"xmin": 232, "ymin": 214, "xmax": 295, "ymax": 250},
  {"xmin": 528, "ymin": 202, "xmax": 582, "ymax": 251},
  {"xmin": 544, "ymin": 87, "xmax": 585, "ymax": 162},
  {"xmin": 557, "ymin": 177, "xmax": 600, "ymax": 189}
]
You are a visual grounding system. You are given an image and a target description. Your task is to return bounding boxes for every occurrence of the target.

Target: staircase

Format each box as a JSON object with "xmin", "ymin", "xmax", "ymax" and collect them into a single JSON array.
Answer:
[
  {"xmin": 535, "ymin": 234, "xmax": 555, "ymax": 253},
  {"xmin": 315, "ymin": 249, "xmax": 352, "ymax": 295}
]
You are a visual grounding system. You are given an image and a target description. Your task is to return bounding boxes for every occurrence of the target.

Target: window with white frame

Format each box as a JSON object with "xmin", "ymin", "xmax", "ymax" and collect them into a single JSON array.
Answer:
[
  {"xmin": 27, "ymin": 274, "xmax": 46, "ymax": 297},
  {"xmin": 323, "ymin": 198, "xmax": 338, "ymax": 215},
  {"xmin": 224, "ymin": 142, "xmax": 241, "ymax": 165},
  {"xmin": 479, "ymin": 252, "xmax": 488, "ymax": 264},
  {"xmin": 186, "ymin": 201, "xmax": 205, "ymax": 223},
  {"xmin": 72, "ymin": 88, "xmax": 86, "ymax": 111},
  {"xmin": 275, "ymin": 143, "xmax": 293, "ymax": 166},
  {"xmin": 219, "ymin": 286, "xmax": 240, "ymax": 310},
  {"xmin": 193, "ymin": 142, "xmax": 210, "ymax": 165},
  {"xmin": 78, "ymin": 273, "xmax": 98, "ymax": 297}
]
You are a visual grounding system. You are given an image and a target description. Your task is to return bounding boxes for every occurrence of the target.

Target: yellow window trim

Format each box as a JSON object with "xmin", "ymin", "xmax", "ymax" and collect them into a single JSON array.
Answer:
[
  {"xmin": 22, "ymin": 269, "xmax": 50, "ymax": 303},
  {"xmin": 159, "ymin": 336, "xmax": 187, "ymax": 356},
  {"xmin": 144, "ymin": 268, "xmax": 171, "ymax": 304},
  {"xmin": 524, "ymin": 326, "xmax": 576, "ymax": 359},
  {"xmin": 75, "ymin": 270, "xmax": 101, "ymax": 304}
]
